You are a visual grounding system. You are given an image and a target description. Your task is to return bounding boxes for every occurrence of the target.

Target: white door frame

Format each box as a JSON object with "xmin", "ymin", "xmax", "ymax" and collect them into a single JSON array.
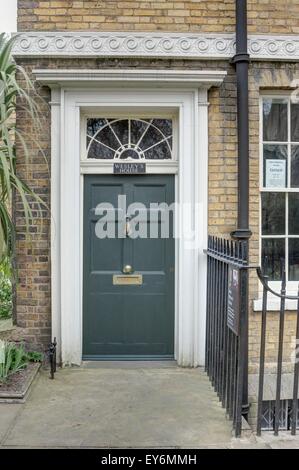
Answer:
[{"xmin": 41, "ymin": 69, "xmax": 226, "ymax": 367}]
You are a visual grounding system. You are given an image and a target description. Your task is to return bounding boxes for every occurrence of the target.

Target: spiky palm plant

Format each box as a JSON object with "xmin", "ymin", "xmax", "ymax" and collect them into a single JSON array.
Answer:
[
  {"xmin": 0, "ymin": 340, "xmax": 28, "ymax": 382},
  {"xmin": 0, "ymin": 33, "xmax": 46, "ymax": 259}
]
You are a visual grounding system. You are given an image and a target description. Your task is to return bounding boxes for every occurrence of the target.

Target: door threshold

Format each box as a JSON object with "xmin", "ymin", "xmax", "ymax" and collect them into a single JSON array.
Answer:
[
  {"xmin": 81, "ymin": 360, "xmax": 177, "ymax": 369},
  {"xmin": 82, "ymin": 355, "xmax": 174, "ymax": 361}
]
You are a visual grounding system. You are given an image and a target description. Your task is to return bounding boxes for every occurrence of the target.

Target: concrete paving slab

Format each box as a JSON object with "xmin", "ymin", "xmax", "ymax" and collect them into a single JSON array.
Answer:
[
  {"xmin": 256, "ymin": 432, "xmax": 299, "ymax": 449},
  {"xmin": 267, "ymin": 441, "xmax": 299, "ymax": 449},
  {"xmin": 0, "ymin": 405, "xmax": 22, "ymax": 443},
  {"xmin": 1, "ymin": 366, "xmax": 233, "ymax": 448},
  {"xmin": 229, "ymin": 437, "xmax": 270, "ymax": 449},
  {"xmin": 3, "ymin": 364, "xmax": 299, "ymax": 448}
]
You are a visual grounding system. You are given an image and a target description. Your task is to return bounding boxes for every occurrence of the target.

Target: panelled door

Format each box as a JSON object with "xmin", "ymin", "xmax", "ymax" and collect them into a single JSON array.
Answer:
[{"xmin": 83, "ymin": 174, "xmax": 175, "ymax": 359}]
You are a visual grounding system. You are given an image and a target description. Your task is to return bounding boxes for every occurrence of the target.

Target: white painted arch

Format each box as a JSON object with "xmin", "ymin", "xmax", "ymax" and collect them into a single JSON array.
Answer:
[{"xmin": 41, "ymin": 69, "xmax": 227, "ymax": 367}]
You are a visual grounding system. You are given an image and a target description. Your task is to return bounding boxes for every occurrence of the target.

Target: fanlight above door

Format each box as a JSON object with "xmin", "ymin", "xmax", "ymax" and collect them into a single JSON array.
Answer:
[{"xmin": 86, "ymin": 118, "xmax": 173, "ymax": 160}]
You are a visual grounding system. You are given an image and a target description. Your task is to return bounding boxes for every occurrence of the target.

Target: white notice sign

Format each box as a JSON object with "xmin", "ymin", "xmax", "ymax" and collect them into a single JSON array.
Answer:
[{"xmin": 265, "ymin": 159, "xmax": 286, "ymax": 188}]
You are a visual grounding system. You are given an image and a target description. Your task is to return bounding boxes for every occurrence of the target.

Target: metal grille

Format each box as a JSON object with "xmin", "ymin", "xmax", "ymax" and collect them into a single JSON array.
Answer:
[
  {"xmin": 261, "ymin": 400, "xmax": 299, "ymax": 431},
  {"xmin": 256, "ymin": 267, "xmax": 299, "ymax": 436}
]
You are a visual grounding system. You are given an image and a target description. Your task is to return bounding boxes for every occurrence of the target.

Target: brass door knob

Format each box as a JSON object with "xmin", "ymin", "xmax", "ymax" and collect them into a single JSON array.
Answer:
[{"xmin": 123, "ymin": 265, "xmax": 134, "ymax": 274}]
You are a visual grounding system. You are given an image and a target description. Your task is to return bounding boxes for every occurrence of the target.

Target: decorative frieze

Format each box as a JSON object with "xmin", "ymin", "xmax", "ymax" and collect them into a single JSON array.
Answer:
[{"xmin": 12, "ymin": 32, "xmax": 299, "ymax": 61}]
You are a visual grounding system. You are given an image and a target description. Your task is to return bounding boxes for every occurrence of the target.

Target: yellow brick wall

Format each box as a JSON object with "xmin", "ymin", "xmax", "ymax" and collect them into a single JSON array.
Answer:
[
  {"xmin": 18, "ymin": 0, "xmax": 299, "ymax": 34},
  {"xmin": 247, "ymin": 63, "xmax": 299, "ymax": 374},
  {"xmin": 15, "ymin": 57, "xmax": 232, "ymax": 350},
  {"xmin": 14, "ymin": 53, "xmax": 299, "ymax": 373},
  {"xmin": 208, "ymin": 62, "xmax": 299, "ymax": 375},
  {"xmin": 208, "ymin": 70, "xmax": 238, "ymax": 235},
  {"xmin": 15, "ymin": 69, "xmax": 51, "ymax": 350}
]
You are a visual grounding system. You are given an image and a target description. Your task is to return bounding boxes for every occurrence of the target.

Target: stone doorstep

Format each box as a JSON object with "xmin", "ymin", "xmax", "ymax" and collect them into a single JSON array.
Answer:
[{"xmin": 0, "ymin": 363, "xmax": 41, "ymax": 404}]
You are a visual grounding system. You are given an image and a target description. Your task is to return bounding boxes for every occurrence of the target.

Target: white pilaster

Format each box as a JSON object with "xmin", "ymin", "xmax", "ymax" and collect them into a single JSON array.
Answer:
[{"xmin": 50, "ymin": 87, "xmax": 62, "ymax": 361}]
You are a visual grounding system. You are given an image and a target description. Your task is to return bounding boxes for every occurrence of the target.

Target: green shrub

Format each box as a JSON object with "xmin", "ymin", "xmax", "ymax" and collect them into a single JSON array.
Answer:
[
  {"xmin": 0, "ymin": 258, "xmax": 12, "ymax": 319},
  {"xmin": 0, "ymin": 341, "xmax": 28, "ymax": 382},
  {"xmin": 0, "ymin": 341, "xmax": 43, "ymax": 382},
  {"xmin": 0, "ymin": 34, "xmax": 47, "ymax": 260},
  {"xmin": 26, "ymin": 351, "xmax": 43, "ymax": 363}
]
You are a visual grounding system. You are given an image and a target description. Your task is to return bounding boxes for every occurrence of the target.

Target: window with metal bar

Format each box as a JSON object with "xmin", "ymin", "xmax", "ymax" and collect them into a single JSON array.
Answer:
[{"xmin": 261, "ymin": 97, "xmax": 299, "ymax": 283}]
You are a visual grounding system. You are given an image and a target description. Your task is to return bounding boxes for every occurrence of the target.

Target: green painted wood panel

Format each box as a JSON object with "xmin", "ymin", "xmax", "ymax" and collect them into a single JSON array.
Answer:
[{"xmin": 83, "ymin": 175, "xmax": 175, "ymax": 359}]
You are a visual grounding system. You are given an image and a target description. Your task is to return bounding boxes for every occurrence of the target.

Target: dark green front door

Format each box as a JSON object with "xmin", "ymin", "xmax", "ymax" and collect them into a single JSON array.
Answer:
[{"xmin": 83, "ymin": 175, "xmax": 175, "ymax": 359}]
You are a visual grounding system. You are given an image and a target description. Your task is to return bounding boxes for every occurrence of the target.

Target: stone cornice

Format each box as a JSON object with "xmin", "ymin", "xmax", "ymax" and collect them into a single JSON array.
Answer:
[
  {"xmin": 12, "ymin": 32, "xmax": 299, "ymax": 61},
  {"xmin": 33, "ymin": 69, "xmax": 227, "ymax": 88}
]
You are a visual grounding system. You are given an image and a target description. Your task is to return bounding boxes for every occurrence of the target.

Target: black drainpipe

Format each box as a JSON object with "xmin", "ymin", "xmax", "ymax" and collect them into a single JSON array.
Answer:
[
  {"xmin": 231, "ymin": 0, "xmax": 251, "ymax": 240},
  {"xmin": 231, "ymin": 0, "xmax": 252, "ymax": 420}
]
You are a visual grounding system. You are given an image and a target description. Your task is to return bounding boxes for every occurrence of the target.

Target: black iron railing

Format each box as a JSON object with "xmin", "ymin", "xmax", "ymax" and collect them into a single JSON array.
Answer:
[
  {"xmin": 206, "ymin": 236, "xmax": 299, "ymax": 436},
  {"xmin": 48, "ymin": 337, "xmax": 57, "ymax": 379},
  {"xmin": 256, "ymin": 268, "xmax": 299, "ymax": 436},
  {"xmin": 206, "ymin": 235, "xmax": 249, "ymax": 437}
]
